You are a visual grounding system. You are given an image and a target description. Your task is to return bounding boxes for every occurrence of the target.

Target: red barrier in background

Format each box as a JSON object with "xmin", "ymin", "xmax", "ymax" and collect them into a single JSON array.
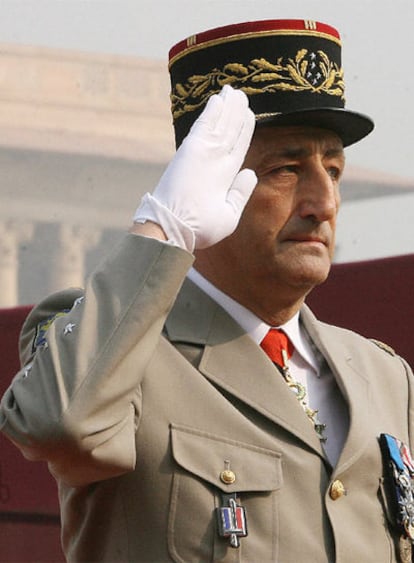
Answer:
[
  {"xmin": 1, "ymin": 253, "xmax": 413, "ymax": 561},
  {"xmin": 0, "ymin": 305, "xmax": 64, "ymax": 562},
  {"xmin": 308, "ymin": 254, "xmax": 414, "ymax": 368}
]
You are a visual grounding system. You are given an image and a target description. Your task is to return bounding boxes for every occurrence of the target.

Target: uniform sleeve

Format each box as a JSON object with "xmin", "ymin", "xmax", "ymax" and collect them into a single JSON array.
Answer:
[{"xmin": 0, "ymin": 234, "xmax": 193, "ymax": 486}]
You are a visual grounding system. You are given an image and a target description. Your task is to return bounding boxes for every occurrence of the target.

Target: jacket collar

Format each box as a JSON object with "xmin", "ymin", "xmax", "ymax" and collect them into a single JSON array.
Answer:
[
  {"xmin": 165, "ymin": 279, "xmax": 325, "ymax": 458},
  {"xmin": 165, "ymin": 278, "xmax": 371, "ymax": 469}
]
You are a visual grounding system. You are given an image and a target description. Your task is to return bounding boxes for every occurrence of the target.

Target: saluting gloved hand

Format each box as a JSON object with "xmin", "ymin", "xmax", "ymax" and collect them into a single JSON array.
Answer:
[{"xmin": 133, "ymin": 85, "xmax": 257, "ymax": 250}]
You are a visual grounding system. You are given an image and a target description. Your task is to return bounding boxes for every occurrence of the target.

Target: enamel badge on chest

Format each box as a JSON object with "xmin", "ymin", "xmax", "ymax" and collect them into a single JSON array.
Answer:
[{"xmin": 216, "ymin": 493, "xmax": 248, "ymax": 548}]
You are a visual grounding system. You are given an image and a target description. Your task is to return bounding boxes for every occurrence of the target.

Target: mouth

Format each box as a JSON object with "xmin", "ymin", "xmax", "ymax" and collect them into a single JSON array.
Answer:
[{"xmin": 285, "ymin": 235, "xmax": 328, "ymax": 247}]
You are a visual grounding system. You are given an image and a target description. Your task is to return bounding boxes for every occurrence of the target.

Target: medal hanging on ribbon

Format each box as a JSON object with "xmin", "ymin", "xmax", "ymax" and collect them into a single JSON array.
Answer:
[{"xmin": 379, "ymin": 433, "xmax": 414, "ymax": 542}]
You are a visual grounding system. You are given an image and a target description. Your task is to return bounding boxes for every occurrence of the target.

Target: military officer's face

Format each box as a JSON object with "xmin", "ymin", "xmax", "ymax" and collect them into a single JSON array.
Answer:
[{"xmin": 195, "ymin": 125, "xmax": 344, "ymax": 307}]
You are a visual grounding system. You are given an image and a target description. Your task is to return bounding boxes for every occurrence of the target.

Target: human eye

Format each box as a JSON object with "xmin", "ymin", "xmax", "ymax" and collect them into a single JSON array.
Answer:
[
  {"xmin": 265, "ymin": 163, "xmax": 299, "ymax": 177},
  {"xmin": 325, "ymin": 151, "xmax": 345, "ymax": 181},
  {"xmin": 327, "ymin": 166, "xmax": 342, "ymax": 180},
  {"xmin": 280, "ymin": 164, "xmax": 298, "ymax": 173}
]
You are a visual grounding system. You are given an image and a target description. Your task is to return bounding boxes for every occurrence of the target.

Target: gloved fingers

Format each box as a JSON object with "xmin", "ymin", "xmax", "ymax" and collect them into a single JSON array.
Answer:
[
  {"xmin": 226, "ymin": 168, "xmax": 258, "ymax": 213},
  {"xmin": 214, "ymin": 86, "xmax": 251, "ymax": 152},
  {"xmin": 191, "ymin": 91, "xmax": 224, "ymax": 133},
  {"xmin": 229, "ymin": 105, "xmax": 256, "ymax": 163},
  {"xmin": 189, "ymin": 85, "xmax": 252, "ymax": 155}
]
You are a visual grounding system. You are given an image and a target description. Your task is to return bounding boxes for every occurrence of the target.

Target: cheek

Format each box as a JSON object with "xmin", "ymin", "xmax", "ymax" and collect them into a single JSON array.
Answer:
[
  {"xmin": 333, "ymin": 184, "xmax": 341, "ymax": 211},
  {"xmin": 244, "ymin": 182, "xmax": 294, "ymax": 227},
  {"xmin": 330, "ymin": 191, "xmax": 341, "ymax": 227}
]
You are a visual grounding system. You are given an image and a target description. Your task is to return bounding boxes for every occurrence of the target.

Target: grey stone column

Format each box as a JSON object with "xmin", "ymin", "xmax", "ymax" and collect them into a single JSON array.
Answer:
[
  {"xmin": 0, "ymin": 220, "xmax": 33, "ymax": 307},
  {"xmin": 50, "ymin": 224, "xmax": 101, "ymax": 292}
]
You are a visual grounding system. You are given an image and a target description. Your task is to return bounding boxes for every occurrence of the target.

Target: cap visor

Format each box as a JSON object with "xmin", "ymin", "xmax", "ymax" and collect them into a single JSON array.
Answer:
[{"xmin": 256, "ymin": 107, "xmax": 374, "ymax": 147}]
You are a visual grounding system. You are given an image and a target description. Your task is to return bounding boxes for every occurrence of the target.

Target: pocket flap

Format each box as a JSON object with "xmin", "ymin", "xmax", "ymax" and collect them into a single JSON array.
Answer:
[{"xmin": 171, "ymin": 424, "xmax": 283, "ymax": 493}]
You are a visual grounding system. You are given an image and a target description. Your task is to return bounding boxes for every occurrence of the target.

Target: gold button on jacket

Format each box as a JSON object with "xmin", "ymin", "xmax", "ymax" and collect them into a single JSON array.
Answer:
[{"xmin": 330, "ymin": 479, "xmax": 346, "ymax": 500}]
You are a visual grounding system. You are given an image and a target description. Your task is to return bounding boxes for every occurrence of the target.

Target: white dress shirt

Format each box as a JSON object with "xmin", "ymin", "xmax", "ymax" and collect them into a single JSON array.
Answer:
[{"xmin": 187, "ymin": 267, "xmax": 349, "ymax": 466}]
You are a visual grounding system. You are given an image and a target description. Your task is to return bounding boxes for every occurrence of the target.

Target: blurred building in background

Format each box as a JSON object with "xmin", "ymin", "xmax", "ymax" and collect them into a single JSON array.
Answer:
[{"xmin": 1, "ymin": 43, "xmax": 414, "ymax": 306}]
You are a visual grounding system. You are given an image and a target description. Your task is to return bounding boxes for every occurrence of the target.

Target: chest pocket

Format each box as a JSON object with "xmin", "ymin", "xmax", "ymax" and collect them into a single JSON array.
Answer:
[{"xmin": 168, "ymin": 423, "xmax": 283, "ymax": 563}]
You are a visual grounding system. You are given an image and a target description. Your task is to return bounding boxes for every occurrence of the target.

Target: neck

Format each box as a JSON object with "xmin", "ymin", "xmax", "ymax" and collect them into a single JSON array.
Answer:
[
  {"xmin": 193, "ymin": 263, "xmax": 309, "ymax": 327},
  {"xmin": 243, "ymin": 295, "xmax": 306, "ymax": 327}
]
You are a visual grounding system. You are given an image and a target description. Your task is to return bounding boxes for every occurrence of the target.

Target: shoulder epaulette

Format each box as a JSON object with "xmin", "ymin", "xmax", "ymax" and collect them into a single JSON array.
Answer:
[{"xmin": 370, "ymin": 338, "xmax": 396, "ymax": 357}]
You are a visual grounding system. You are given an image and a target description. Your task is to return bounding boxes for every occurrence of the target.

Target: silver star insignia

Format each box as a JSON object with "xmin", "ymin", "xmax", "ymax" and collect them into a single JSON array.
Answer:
[
  {"xmin": 23, "ymin": 364, "xmax": 33, "ymax": 378},
  {"xmin": 73, "ymin": 296, "xmax": 85, "ymax": 307},
  {"xmin": 63, "ymin": 322, "xmax": 76, "ymax": 335}
]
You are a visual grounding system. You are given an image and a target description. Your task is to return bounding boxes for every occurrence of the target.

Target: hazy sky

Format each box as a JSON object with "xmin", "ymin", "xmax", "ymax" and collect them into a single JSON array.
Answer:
[{"xmin": 0, "ymin": 0, "xmax": 413, "ymax": 179}]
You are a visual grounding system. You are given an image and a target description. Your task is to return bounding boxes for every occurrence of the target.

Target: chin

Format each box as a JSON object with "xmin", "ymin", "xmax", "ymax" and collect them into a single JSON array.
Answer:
[{"xmin": 287, "ymin": 260, "xmax": 332, "ymax": 290}]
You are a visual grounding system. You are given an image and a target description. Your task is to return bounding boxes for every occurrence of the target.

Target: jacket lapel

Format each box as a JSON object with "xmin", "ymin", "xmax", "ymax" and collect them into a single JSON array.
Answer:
[
  {"xmin": 301, "ymin": 306, "xmax": 372, "ymax": 472},
  {"xmin": 165, "ymin": 279, "xmax": 325, "ymax": 458},
  {"xmin": 165, "ymin": 280, "xmax": 375, "ymax": 472}
]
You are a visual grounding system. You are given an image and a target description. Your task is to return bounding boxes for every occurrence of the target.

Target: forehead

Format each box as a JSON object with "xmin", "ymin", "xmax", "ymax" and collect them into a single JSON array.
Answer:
[{"xmin": 247, "ymin": 125, "xmax": 344, "ymax": 163}]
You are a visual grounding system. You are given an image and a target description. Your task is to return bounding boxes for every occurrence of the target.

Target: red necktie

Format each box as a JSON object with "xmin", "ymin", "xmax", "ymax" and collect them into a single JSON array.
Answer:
[
  {"xmin": 260, "ymin": 328, "xmax": 294, "ymax": 367},
  {"xmin": 260, "ymin": 328, "xmax": 327, "ymax": 442}
]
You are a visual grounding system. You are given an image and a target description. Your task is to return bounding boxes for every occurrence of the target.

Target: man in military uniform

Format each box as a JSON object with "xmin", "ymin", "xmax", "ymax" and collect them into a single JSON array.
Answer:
[{"xmin": 2, "ymin": 19, "xmax": 414, "ymax": 562}]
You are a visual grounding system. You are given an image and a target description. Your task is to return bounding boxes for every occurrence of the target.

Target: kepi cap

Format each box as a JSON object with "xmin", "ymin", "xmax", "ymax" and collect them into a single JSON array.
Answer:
[{"xmin": 169, "ymin": 19, "xmax": 374, "ymax": 147}]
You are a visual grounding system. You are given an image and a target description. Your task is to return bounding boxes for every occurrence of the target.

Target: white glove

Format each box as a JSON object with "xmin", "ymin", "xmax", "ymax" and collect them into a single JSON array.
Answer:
[{"xmin": 134, "ymin": 85, "xmax": 257, "ymax": 250}]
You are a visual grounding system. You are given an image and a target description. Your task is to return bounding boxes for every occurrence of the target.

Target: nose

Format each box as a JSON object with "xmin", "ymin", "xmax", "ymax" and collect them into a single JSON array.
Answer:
[{"xmin": 297, "ymin": 163, "xmax": 339, "ymax": 223}]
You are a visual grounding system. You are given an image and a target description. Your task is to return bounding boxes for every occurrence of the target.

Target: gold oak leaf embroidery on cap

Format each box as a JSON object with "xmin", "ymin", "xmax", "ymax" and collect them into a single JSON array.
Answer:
[{"xmin": 171, "ymin": 49, "xmax": 345, "ymax": 119}]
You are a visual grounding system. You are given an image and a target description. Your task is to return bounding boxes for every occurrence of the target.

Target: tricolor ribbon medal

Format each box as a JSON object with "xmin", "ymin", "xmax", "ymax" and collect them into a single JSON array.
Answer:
[
  {"xmin": 379, "ymin": 433, "xmax": 414, "ymax": 541},
  {"xmin": 216, "ymin": 493, "xmax": 248, "ymax": 548}
]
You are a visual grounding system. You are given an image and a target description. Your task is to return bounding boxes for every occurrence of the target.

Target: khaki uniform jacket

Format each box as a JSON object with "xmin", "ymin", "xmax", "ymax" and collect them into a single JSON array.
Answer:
[{"xmin": 1, "ymin": 234, "xmax": 414, "ymax": 562}]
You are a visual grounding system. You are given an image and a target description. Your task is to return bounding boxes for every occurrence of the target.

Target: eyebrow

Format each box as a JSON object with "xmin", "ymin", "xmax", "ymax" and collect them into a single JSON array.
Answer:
[
  {"xmin": 262, "ymin": 145, "xmax": 345, "ymax": 164},
  {"xmin": 325, "ymin": 147, "xmax": 345, "ymax": 159}
]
